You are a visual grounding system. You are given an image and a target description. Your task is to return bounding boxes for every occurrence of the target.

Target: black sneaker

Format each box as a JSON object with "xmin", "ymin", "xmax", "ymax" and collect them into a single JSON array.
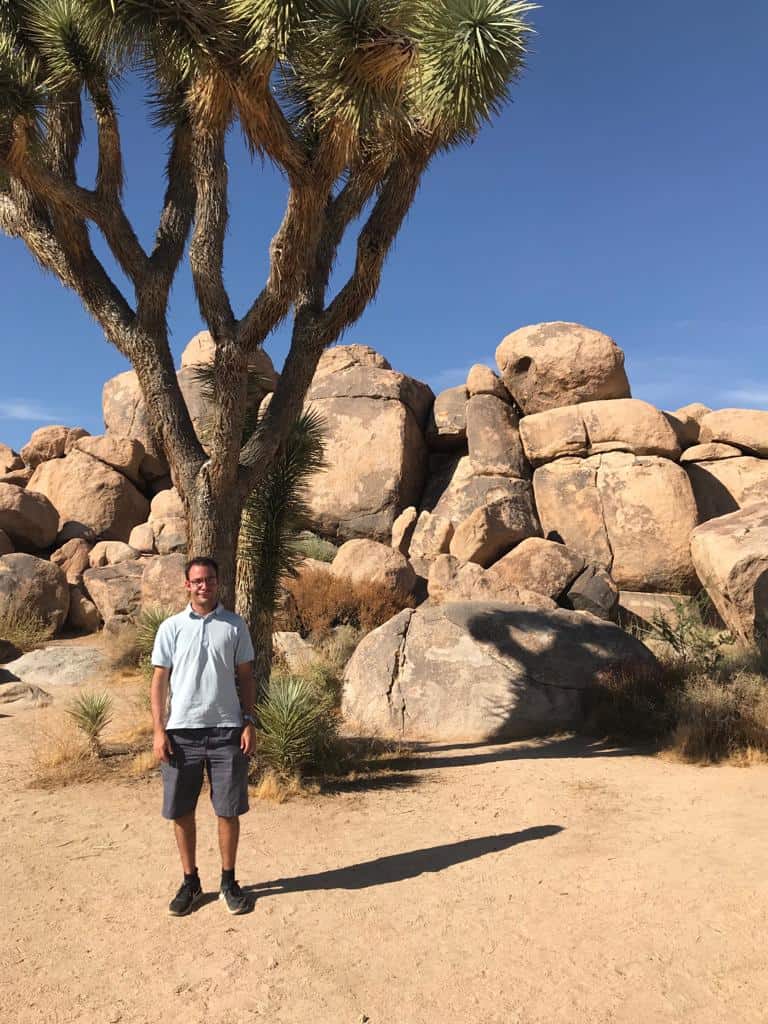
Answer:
[
  {"xmin": 219, "ymin": 880, "xmax": 251, "ymax": 915},
  {"xmin": 168, "ymin": 878, "xmax": 203, "ymax": 917}
]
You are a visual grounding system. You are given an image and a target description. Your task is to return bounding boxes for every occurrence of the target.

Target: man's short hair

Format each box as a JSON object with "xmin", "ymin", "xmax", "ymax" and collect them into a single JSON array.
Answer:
[{"xmin": 184, "ymin": 556, "xmax": 219, "ymax": 580}]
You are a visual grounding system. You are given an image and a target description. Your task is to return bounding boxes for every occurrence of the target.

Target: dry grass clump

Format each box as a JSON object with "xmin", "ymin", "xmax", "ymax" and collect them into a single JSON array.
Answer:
[
  {"xmin": 673, "ymin": 669, "xmax": 768, "ymax": 764},
  {"xmin": 31, "ymin": 716, "xmax": 105, "ymax": 789},
  {"xmin": 251, "ymin": 768, "xmax": 309, "ymax": 803},
  {"xmin": 126, "ymin": 750, "xmax": 159, "ymax": 777},
  {"xmin": 0, "ymin": 600, "xmax": 51, "ymax": 658},
  {"xmin": 279, "ymin": 568, "xmax": 414, "ymax": 639}
]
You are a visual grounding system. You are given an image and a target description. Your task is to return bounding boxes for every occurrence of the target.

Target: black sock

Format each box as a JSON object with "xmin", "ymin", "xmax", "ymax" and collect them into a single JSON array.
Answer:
[
  {"xmin": 184, "ymin": 869, "xmax": 199, "ymax": 887},
  {"xmin": 221, "ymin": 868, "xmax": 235, "ymax": 889}
]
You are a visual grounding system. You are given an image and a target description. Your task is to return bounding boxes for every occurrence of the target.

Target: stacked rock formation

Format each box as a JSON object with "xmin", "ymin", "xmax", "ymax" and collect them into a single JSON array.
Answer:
[{"xmin": 2, "ymin": 322, "xmax": 767, "ymax": 738}]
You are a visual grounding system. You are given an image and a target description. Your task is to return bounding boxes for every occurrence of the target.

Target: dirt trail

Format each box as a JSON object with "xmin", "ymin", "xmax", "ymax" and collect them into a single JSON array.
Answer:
[{"xmin": 2, "ymin": 693, "xmax": 767, "ymax": 1024}]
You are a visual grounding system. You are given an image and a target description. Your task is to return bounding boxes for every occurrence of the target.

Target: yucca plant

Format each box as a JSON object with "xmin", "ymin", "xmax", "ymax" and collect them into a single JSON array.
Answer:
[
  {"xmin": 0, "ymin": 0, "xmax": 538, "ymax": 609},
  {"xmin": 257, "ymin": 670, "xmax": 337, "ymax": 777},
  {"xmin": 134, "ymin": 604, "xmax": 175, "ymax": 676},
  {"xmin": 66, "ymin": 691, "xmax": 114, "ymax": 757}
]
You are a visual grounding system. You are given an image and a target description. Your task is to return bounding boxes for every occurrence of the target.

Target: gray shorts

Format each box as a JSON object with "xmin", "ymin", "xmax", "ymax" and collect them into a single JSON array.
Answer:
[{"xmin": 161, "ymin": 727, "xmax": 249, "ymax": 820}]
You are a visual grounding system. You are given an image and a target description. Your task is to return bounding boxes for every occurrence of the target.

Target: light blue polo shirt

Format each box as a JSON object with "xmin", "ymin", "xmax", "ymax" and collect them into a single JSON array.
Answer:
[{"xmin": 151, "ymin": 604, "xmax": 255, "ymax": 729}]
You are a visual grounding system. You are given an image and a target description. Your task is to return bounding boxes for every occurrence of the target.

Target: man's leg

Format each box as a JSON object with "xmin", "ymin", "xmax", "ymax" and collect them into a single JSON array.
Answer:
[
  {"xmin": 174, "ymin": 811, "xmax": 197, "ymax": 875},
  {"xmin": 217, "ymin": 815, "xmax": 239, "ymax": 871}
]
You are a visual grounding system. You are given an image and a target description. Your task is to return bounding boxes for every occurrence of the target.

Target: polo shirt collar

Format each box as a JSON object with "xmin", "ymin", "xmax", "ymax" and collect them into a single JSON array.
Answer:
[{"xmin": 187, "ymin": 602, "xmax": 222, "ymax": 620}]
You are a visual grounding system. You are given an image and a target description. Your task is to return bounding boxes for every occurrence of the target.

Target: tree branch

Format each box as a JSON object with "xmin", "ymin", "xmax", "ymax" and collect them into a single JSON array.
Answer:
[{"xmin": 188, "ymin": 115, "xmax": 235, "ymax": 338}]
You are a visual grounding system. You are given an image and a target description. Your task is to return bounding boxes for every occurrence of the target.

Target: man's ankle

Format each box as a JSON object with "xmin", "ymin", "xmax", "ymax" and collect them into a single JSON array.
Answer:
[
  {"xmin": 184, "ymin": 868, "xmax": 200, "ymax": 887},
  {"xmin": 221, "ymin": 867, "xmax": 235, "ymax": 889}
]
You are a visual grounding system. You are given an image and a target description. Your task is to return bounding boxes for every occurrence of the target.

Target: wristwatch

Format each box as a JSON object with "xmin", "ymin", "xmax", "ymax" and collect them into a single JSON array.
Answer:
[{"xmin": 242, "ymin": 714, "xmax": 256, "ymax": 726}]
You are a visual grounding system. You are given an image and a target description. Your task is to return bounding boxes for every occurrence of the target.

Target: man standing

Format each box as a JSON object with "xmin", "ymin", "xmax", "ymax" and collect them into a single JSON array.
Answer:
[{"xmin": 151, "ymin": 557, "xmax": 256, "ymax": 916}]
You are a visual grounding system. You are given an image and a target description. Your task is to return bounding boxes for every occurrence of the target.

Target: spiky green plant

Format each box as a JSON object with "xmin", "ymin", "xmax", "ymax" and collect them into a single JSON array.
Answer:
[
  {"xmin": 66, "ymin": 690, "xmax": 114, "ymax": 757},
  {"xmin": 291, "ymin": 532, "xmax": 338, "ymax": 563},
  {"xmin": 257, "ymin": 670, "xmax": 337, "ymax": 777},
  {"xmin": 134, "ymin": 605, "xmax": 175, "ymax": 676}
]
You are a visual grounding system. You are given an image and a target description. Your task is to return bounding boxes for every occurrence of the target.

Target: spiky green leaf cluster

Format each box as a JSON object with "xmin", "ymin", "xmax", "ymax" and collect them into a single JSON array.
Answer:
[
  {"xmin": 257, "ymin": 670, "xmax": 336, "ymax": 776},
  {"xmin": 66, "ymin": 690, "xmax": 113, "ymax": 754},
  {"xmin": 238, "ymin": 407, "xmax": 327, "ymax": 617}
]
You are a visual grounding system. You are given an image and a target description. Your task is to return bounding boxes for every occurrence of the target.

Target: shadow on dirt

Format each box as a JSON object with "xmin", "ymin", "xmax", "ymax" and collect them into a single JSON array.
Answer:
[{"xmin": 246, "ymin": 826, "xmax": 563, "ymax": 896}]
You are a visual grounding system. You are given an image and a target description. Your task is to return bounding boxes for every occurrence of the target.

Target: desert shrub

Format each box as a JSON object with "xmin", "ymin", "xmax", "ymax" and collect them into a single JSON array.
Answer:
[
  {"xmin": 279, "ymin": 568, "xmax": 413, "ymax": 640},
  {"xmin": 0, "ymin": 599, "xmax": 50, "ymax": 657},
  {"xmin": 641, "ymin": 592, "xmax": 734, "ymax": 672},
  {"xmin": 292, "ymin": 533, "xmax": 338, "ymax": 563},
  {"xmin": 673, "ymin": 670, "xmax": 768, "ymax": 763},
  {"xmin": 66, "ymin": 691, "xmax": 114, "ymax": 757},
  {"xmin": 585, "ymin": 660, "xmax": 685, "ymax": 741},
  {"xmin": 256, "ymin": 670, "xmax": 339, "ymax": 778}
]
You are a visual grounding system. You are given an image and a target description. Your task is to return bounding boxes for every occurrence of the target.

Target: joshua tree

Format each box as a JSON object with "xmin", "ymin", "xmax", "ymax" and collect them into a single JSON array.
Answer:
[{"xmin": 0, "ymin": 0, "xmax": 536, "ymax": 606}]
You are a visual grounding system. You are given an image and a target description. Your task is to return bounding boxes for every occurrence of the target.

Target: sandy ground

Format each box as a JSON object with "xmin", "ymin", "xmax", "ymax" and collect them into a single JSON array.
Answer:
[{"xmin": 2, "ymin": 669, "xmax": 768, "ymax": 1024}]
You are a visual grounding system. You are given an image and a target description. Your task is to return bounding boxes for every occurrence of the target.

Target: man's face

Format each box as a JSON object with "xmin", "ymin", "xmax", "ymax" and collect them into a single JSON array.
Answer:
[{"xmin": 184, "ymin": 565, "xmax": 219, "ymax": 611}]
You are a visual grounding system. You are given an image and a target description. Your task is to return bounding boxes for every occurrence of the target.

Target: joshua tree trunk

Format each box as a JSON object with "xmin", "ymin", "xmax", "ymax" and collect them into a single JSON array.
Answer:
[{"xmin": 186, "ymin": 476, "xmax": 245, "ymax": 610}]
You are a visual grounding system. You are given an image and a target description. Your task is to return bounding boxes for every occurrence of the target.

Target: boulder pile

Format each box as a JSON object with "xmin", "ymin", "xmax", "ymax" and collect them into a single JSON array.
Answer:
[{"xmin": 2, "ymin": 321, "xmax": 767, "ymax": 740}]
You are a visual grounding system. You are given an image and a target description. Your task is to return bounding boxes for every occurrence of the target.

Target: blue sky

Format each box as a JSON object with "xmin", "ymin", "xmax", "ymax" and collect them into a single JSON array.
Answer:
[{"xmin": 2, "ymin": 0, "xmax": 766, "ymax": 451}]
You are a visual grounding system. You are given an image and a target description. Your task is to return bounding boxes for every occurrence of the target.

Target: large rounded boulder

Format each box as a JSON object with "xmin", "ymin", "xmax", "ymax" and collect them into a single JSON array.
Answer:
[
  {"xmin": 0, "ymin": 553, "xmax": 69, "ymax": 635},
  {"xmin": 0, "ymin": 483, "xmax": 59, "ymax": 549},
  {"xmin": 27, "ymin": 449, "xmax": 149, "ymax": 543},
  {"xmin": 342, "ymin": 602, "xmax": 656, "ymax": 742},
  {"xmin": 495, "ymin": 322, "xmax": 630, "ymax": 414}
]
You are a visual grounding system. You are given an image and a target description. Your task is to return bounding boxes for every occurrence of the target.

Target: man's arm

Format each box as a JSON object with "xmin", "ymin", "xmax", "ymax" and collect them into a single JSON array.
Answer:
[
  {"xmin": 151, "ymin": 666, "xmax": 172, "ymax": 763},
  {"xmin": 236, "ymin": 661, "xmax": 256, "ymax": 756}
]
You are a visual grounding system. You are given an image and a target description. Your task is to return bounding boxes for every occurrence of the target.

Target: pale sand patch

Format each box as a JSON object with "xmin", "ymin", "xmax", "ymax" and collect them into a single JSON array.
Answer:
[{"xmin": 2, "ymin": 698, "xmax": 767, "ymax": 1024}]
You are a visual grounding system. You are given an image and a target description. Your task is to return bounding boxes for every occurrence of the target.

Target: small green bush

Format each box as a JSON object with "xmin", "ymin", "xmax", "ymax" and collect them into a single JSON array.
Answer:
[
  {"xmin": 66, "ymin": 691, "xmax": 114, "ymax": 757},
  {"xmin": 291, "ymin": 533, "xmax": 338, "ymax": 564},
  {"xmin": 134, "ymin": 605, "xmax": 174, "ymax": 677},
  {"xmin": 256, "ymin": 670, "xmax": 339, "ymax": 778}
]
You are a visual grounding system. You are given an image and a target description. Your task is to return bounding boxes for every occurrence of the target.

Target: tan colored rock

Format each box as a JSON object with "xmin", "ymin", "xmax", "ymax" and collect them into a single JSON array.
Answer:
[
  {"xmin": 128, "ymin": 522, "xmax": 155, "ymax": 554},
  {"xmin": 83, "ymin": 560, "xmax": 144, "ymax": 628},
  {"xmin": 154, "ymin": 517, "xmax": 187, "ymax": 555},
  {"xmin": 391, "ymin": 507, "xmax": 417, "ymax": 556},
  {"xmin": 450, "ymin": 495, "xmax": 540, "ymax": 568},
  {"xmin": 690, "ymin": 504, "xmax": 768, "ymax": 650},
  {"xmin": 0, "ymin": 467, "xmax": 33, "ymax": 487},
  {"xmin": 495, "ymin": 322, "xmax": 630, "ymax": 415},
  {"xmin": 519, "ymin": 399, "xmax": 680, "ymax": 465},
  {"xmin": 102, "ymin": 370, "xmax": 164, "ymax": 458},
  {"xmin": 409, "ymin": 511, "xmax": 454, "ymax": 563},
  {"xmin": 425, "ymin": 386, "xmax": 468, "ymax": 451},
  {"xmin": 0, "ymin": 443, "xmax": 23, "ymax": 476},
  {"xmin": 180, "ymin": 329, "xmax": 279, "ymax": 388},
  {"xmin": 680, "ymin": 443, "xmax": 743, "ymax": 463},
  {"xmin": 466, "ymin": 364, "xmax": 509, "ymax": 400},
  {"xmin": 20, "ymin": 425, "xmax": 89, "ymax": 469},
  {"xmin": 0, "ymin": 553, "xmax": 69, "ymax": 635},
  {"xmin": 303, "ymin": 395, "xmax": 427, "ymax": 542},
  {"xmin": 426, "ymin": 554, "xmax": 556, "ymax": 610},
  {"xmin": 67, "ymin": 583, "xmax": 102, "ymax": 633},
  {"xmin": 50, "ymin": 538, "xmax": 92, "ymax": 584},
  {"xmin": 331, "ymin": 539, "xmax": 416, "ymax": 599},
  {"xmin": 0, "ymin": 482, "xmax": 59, "ymax": 549},
  {"xmin": 313, "ymin": 344, "xmax": 391, "ymax": 377},
  {"xmin": 89, "ymin": 541, "xmax": 138, "ymax": 568},
  {"xmin": 150, "ymin": 487, "xmax": 184, "ymax": 520},
  {"xmin": 618, "ymin": 591, "xmax": 699, "ymax": 632},
  {"xmin": 140, "ymin": 553, "xmax": 187, "ymax": 612},
  {"xmin": 307, "ymin": 358, "xmax": 433, "ymax": 426},
  {"xmin": 466, "ymin": 394, "xmax": 528, "ymax": 477},
  {"xmin": 28, "ymin": 450, "xmax": 150, "ymax": 543},
  {"xmin": 429, "ymin": 456, "xmax": 536, "ymax": 526},
  {"xmin": 533, "ymin": 453, "xmax": 699, "ymax": 592},
  {"xmin": 486, "ymin": 538, "xmax": 585, "ymax": 601},
  {"xmin": 0, "ymin": 529, "xmax": 12, "ymax": 556},
  {"xmin": 342, "ymin": 602, "xmax": 655, "ymax": 742},
  {"xmin": 139, "ymin": 451, "xmax": 168, "ymax": 482},
  {"xmin": 686, "ymin": 457, "xmax": 768, "ymax": 522},
  {"xmin": 699, "ymin": 409, "xmax": 768, "ymax": 456},
  {"xmin": 273, "ymin": 631, "xmax": 317, "ymax": 673},
  {"xmin": 673, "ymin": 403, "xmax": 711, "ymax": 427},
  {"xmin": 73, "ymin": 434, "xmax": 145, "ymax": 485}
]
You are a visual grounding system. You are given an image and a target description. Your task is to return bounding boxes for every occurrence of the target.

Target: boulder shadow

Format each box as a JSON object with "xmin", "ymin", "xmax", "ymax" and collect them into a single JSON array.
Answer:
[{"xmin": 245, "ymin": 826, "xmax": 563, "ymax": 897}]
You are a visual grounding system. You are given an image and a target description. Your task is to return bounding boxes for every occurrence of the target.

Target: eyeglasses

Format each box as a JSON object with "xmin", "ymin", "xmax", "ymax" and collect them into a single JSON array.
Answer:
[{"xmin": 187, "ymin": 576, "xmax": 218, "ymax": 587}]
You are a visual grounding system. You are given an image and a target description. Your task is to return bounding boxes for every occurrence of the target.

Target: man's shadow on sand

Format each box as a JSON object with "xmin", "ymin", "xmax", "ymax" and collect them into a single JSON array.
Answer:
[{"xmin": 244, "ymin": 825, "xmax": 563, "ymax": 897}]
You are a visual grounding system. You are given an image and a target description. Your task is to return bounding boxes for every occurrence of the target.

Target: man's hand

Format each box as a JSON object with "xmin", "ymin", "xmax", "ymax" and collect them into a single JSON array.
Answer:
[
  {"xmin": 241, "ymin": 723, "xmax": 255, "ymax": 756},
  {"xmin": 153, "ymin": 728, "xmax": 172, "ymax": 764}
]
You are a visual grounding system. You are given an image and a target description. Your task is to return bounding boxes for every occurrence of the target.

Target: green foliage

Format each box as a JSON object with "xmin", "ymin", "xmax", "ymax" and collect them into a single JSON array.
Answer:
[
  {"xmin": 239, "ymin": 409, "xmax": 327, "ymax": 618},
  {"xmin": 135, "ymin": 604, "xmax": 174, "ymax": 676},
  {"xmin": 641, "ymin": 593, "xmax": 734, "ymax": 673},
  {"xmin": 256, "ymin": 668, "xmax": 338, "ymax": 777},
  {"xmin": 291, "ymin": 531, "xmax": 337, "ymax": 563},
  {"xmin": 0, "ymin": 600, "xmax": 51, "ymax": 655},
  {"xmin": 66, "ymin": 690, "xmax": 114, "ymax": 756}
]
